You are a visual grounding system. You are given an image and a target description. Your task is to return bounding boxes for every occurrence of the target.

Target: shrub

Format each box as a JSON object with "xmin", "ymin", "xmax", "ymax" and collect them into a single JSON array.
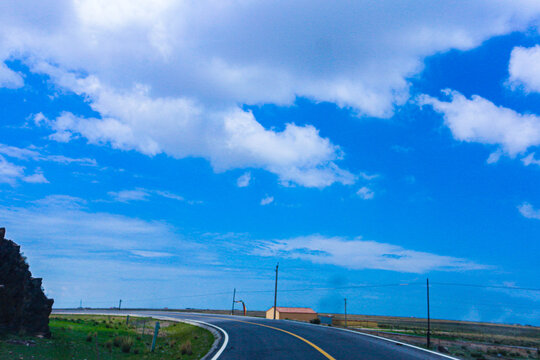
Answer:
[
  {"xmin": 113, "ymin": 336, "xmax": 122, "ymax": 347},
  {"xmin": 310, "ymin": 318, "xmax": 321, "ymax": 324},
  {"xmin": 105, "ymin": 339, "xmax": 113, "ymax": 351},
  {"xmin": 120, "ymin": 337, "xmax": 133, "ymax": 353},
  {"xmin": 133, "ymin": 348, "xmax": 139, "ymax": 354},
  {"xmin": 86, "ymin": 332, "xmax": 94, "ymax": 342},
  {"xmin": 181, "ymin": 340, "xmax": 193, "ymax": 355}
]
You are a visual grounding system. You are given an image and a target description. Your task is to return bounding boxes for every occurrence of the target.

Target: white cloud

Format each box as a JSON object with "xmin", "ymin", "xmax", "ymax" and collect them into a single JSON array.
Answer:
[
  {"xmin": 0, "ymin": 142, "xmax": 97, "ymax": 166},
  {"xmin": 0, "ymin": 155, "xmax": 25, "ymax": 184},
  {"xmin": 0, "ymin": 144, "xmax": 40, "ymax": 159},
  {"xmin": 0, "ymin": 195, "xmax": 182, "ymax": 252},
  {"xmin": 0, "ymin": 155, "xmax": 50, "ymax": 185},
  {"xmin": 22, "ymin": 170, "xmax": 49, "ymax": 184},
  {"xmin": 2, "ymin": 1, "xmax": 540, "ymax": 186},
  {"xmin": 0, "ymin": 62, "xmax": 23, "ymax": 88},
  {"xmin": 237, "ymin": 172, "xmax": 251, "ymax": 187},
  {"xmin": 154, "ymin": 190, "xmax": 185, "ymax": 202},
  {"xmin": 357, "ymin": 186, "xmax": 375, "ymax": 200},
  {"xmin": 419, "ymin": 90, "xmax": 540, "ymax": 158},
  {"xmin": 131, "ymin": 250, "xmax": 174, "ymax": 258},
  {"xmin": 518, "ymin": 202, "xmax": 540, "ymax": 220},
  {"xmin": 256, "ymin": 235, "xmax": 488, "ymax": 273},
  {"xmin": 260, "ymin": 195, "xmax": 274, "ymax": 206},
  {"xmin": 33, "ymin": 194, "xmax": 87, "ymax": 209},
  {"xmin": 108, "ymin": 189, "xmax": 149, "ymax": 202},
  {"xmin": 2, "ymin": 1, "xmax": 539, "ymax": 115},
  {"xmin": 486, "ymin": 149, "xmax": 503, "ymax": 164},
  {"xmin": 108, "ymin": 188, "xmax": 189, "ymax": 203},
  {"xmin": 359, "ymin": 172, "xmax": 379, "ymax": 181},
  {"xmin": 521, "ymin": 152, "xmax": 540, "ymax": 166},
  {"xmin": 33, "ymin": 78, "xmax": 354, "ymax": 188},
  {"xmin": 508, "ymin": 45, "xmax": 540, "ymax": 93}
]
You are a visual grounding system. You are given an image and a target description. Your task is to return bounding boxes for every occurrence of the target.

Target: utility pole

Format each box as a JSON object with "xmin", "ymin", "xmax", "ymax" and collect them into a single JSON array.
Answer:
[
  {"xmin": 119, "ymin": 299, "xmax": 122, "ymax": 310},
  {"xmin": 273, "ymin": 263, "xmax": 279, "ymax": 320},
  {"xmin": 344, "ymin": 298, "xmax": 348, "ymax": 328},
  {"xmin": 231, "ymin": 288, "xmax": 236, "ymax": 315},
  {"xmin": 426, "ymin": 278, "xmax": 431, "ymax": 349},
  {"xmin": 79, "ymin": 299, "xmax": 82, "ymax": 309}
]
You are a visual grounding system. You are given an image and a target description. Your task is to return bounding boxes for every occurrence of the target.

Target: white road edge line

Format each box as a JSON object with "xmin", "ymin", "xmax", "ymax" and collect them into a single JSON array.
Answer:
[
  {"xmin": 53, "ymin": 311, "xmax": 229, "ymax": 360},
  {"xmin": 174, "ymin": 312, "xmax": 459, "ymax": 360},
  {"xmin": 317, "ymin": 324, "xmax": 459, "ymax": 360}
]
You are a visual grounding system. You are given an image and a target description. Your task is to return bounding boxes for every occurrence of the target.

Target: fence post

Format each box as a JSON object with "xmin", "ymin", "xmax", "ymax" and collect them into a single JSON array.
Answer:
[{"xmin": 151, "ymin": 321, "xmax": 160, "ymax": 352}]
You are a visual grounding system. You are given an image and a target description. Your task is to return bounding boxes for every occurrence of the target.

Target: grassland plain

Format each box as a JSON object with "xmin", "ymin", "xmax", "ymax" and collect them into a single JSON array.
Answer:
[
  {"xmin": 0, "ymin": 315, "xmax": 214, "ymax": 360},
  {"xmin": 325, "ymin": 314, "xmax": 540, "ymax": 360}
]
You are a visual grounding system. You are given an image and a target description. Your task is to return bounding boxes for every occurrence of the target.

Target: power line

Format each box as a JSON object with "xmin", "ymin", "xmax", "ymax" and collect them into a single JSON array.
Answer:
[
  {"xmin": 237, "ymin": 282, "xmax": 422, "ymax": 294},
  {"xmin": 431, "ymin": 282, "xmax": 540, "ymax": 292},
  {"xmin": 69, "ymin": 281, "xmax": 540, "ymax": 306}
]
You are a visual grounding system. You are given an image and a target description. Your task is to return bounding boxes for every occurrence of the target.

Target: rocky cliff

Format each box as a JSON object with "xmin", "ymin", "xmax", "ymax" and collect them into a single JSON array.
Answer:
[{"xmin": 0, "ymin": 228, "xmax": 54, "ymax": 337}]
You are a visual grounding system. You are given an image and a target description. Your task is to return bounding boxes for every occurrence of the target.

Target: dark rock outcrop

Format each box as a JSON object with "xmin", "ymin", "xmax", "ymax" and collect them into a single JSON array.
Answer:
[{"xmin": 0, "ymin": 228, "xmax": 54, "ymax": 337}]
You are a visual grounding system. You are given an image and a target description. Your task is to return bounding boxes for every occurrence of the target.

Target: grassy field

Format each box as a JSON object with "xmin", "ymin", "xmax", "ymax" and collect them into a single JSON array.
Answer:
[
  {"xmin": 0, "ymin": 314, "xmax": 214, "ymax": 360},
  {"xmin": 323, "ymin": 314, "xmax": 540, "ymax": 359},
  {"xmin": 327, "ymin": 314, "xmax": 540, "ymax": 347}
]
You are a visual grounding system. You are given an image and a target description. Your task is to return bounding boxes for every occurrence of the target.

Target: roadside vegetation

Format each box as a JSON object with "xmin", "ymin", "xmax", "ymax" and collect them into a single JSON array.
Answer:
[
  {"xmin": 328, "ymin": 315, "xmax": 540, "ymax": 359},
  {"xmin": 0, "ymin": 314, "xmax": 213, "ymax": 360}
]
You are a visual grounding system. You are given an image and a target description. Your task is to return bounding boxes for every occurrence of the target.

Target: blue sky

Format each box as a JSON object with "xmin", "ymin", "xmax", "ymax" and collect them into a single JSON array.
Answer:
[{"xmin": 1, "ymin": 1, "xmax": 540, "ymax": 325}]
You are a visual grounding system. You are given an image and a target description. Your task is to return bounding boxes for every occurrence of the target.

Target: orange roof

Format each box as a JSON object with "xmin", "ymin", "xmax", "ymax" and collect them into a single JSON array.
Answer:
[{"xmin": 274, "ymin": 307, "xmax": 317, "ymax": 314}]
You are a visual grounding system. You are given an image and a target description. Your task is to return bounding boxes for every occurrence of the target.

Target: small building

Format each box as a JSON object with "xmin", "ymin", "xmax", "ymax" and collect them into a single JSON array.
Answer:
[
  {"xmin": 318, "ymin": 314, "xmax": 333, "ymax": 325},
  {"xmin": 266, "ymin": 307, "xmax": 318, "ymax": 321}
]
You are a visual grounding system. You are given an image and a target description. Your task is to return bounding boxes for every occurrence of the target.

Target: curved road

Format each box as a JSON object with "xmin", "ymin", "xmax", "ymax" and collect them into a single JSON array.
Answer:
[{"xmin": 54, "ymin": 310, "xmax": 456, "ymax": 360}]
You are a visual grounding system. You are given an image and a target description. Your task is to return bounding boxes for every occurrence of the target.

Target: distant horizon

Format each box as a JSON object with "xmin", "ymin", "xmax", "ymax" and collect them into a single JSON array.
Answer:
[{"xmin": 52, "ymin": 307, "xmax": 540, "ymax": 328}]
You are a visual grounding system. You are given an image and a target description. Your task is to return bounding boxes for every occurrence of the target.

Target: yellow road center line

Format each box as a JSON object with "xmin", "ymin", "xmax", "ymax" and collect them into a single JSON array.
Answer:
[{"xmin": 204, "ymin": 316, "xmax": 336, "ymax": 360}]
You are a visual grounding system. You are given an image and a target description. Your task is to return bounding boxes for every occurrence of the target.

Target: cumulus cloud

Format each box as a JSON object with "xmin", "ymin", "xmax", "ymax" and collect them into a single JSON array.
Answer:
[
  {"xmin": 508, "ymin": 45, "xmax": 540, "ymax": 93},
  {"xmin": 518, "ymin": 202, "xmax": 540, "ymax": 220},
  {"xmin": 237, "ymin": 172, "xmax": 251, "ymax": 187},
  {"xmin": 2, "ymin": 1, "xmax": 539, "ymax": 114},
  {"xmin": 23, "ymin": 170, "xmax": 49, "ymax": 184},
  {"xmin": 32, "ymin": 74, "xmax": 353, "ymax": 188},
  {"xmin": 357, "ymin": 186, "xmax": 375, "ymax": 200},
  {"xmin": 419, "ymin": 90, "xmax": 540, "ymax": 158},
  {"xmin": 1, "ymin": 1, "xmax": 540, "ymax": 186},
  {"xmin": 256, "ymin": 235, "xmax": 488, "ymax": 273}
]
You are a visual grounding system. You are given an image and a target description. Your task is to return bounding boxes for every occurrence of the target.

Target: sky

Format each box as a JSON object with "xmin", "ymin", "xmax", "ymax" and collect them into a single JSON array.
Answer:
[{"xmin": 0, "ymin": 1, "xmax": 540, "ymax": 325}]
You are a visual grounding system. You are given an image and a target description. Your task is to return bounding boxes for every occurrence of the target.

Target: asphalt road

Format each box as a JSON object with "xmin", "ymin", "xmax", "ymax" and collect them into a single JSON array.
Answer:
[{"xmin": 54, "ymin": 310, "xmax": 456, "ymax": 360}]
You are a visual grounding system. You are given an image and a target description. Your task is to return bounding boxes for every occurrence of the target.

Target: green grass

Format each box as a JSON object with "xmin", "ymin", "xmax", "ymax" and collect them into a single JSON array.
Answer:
[{"xmin": 0, "ymin": 315, "xmax": 214, "ymax": 359}]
